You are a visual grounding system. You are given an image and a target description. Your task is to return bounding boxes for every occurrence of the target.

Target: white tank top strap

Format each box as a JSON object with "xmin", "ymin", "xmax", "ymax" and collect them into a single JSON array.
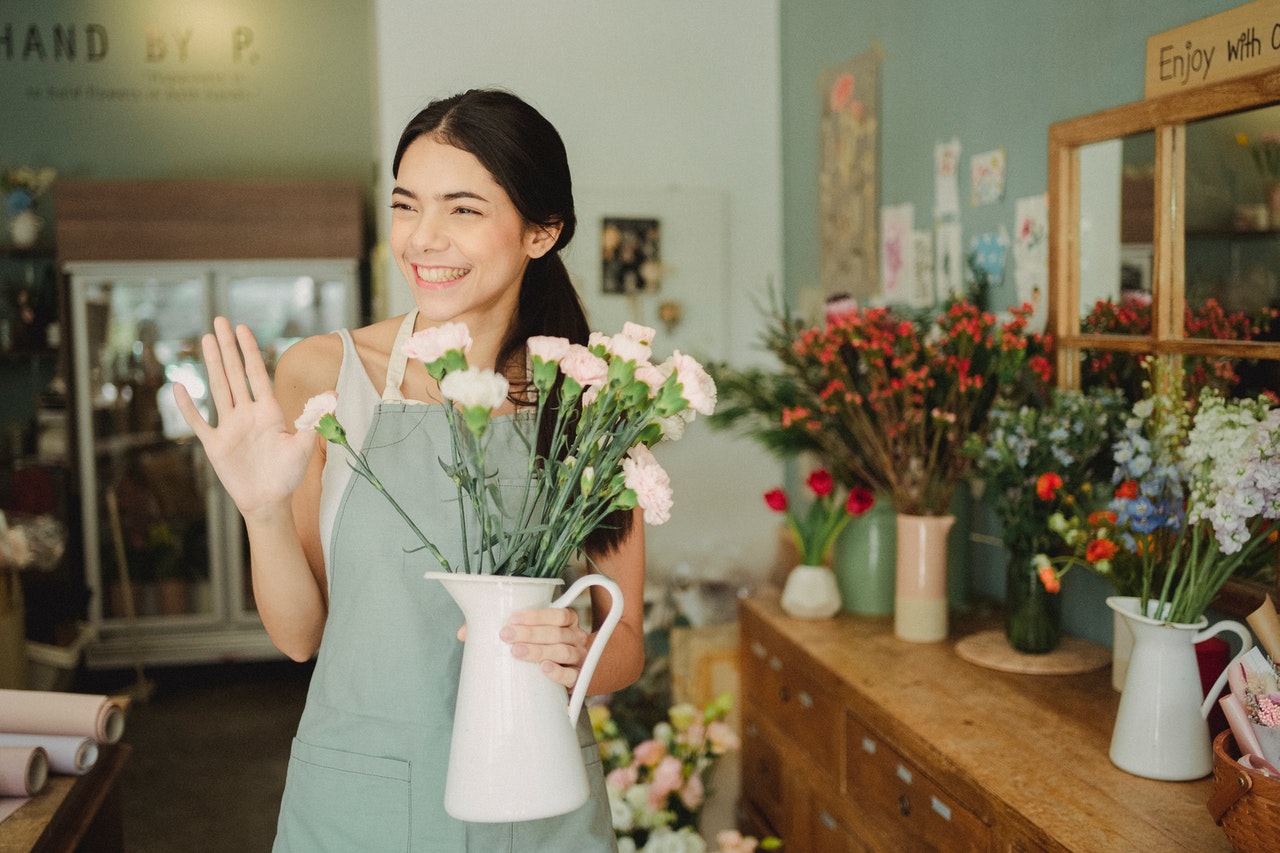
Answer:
[{"xmin": 381, "ymin": 310, "xmax": 418, "ymax": 402}]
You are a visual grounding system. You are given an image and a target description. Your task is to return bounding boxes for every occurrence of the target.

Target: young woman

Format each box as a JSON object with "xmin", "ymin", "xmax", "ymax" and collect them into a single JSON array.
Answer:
[{"xmin": 174, "ymin": 89, "xmax": 645, "ymax": 851}]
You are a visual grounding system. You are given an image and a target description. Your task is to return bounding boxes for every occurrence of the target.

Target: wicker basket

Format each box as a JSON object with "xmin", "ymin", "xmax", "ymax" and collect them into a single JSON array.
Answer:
[{"xmin": 1209, "ymin": 730, "xmax": 1280, "ymax": 852}]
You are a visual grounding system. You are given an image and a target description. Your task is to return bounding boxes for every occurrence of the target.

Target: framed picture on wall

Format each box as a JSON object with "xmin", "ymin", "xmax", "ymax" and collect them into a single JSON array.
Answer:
[{"xmin": 601, "ymin": 217, "xmax": 661, "ymax": 295}]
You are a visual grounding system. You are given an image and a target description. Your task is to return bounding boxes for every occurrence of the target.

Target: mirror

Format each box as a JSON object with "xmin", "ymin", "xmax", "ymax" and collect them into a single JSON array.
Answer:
[{"xmin": 1050, "ymin": 70, "xmax": 1280, "ymax": 617}]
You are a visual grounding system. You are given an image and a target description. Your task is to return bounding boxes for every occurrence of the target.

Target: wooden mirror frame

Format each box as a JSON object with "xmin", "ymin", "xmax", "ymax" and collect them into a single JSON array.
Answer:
[{"xmin": 1049, "ymin": 67, "xmax": 1280, "ymax": 618}]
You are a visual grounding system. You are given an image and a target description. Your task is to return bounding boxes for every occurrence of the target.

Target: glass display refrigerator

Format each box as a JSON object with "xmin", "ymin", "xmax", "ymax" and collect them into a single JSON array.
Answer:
[{"xmin": 66, "ymin": 259, "xmax": 359, "ymax": 667}]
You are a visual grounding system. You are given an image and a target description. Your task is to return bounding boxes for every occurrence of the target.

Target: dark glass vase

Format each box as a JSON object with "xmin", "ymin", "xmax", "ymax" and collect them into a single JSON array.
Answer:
[{"xmin": 1005, "ymin": 551, "xmax": 1062, "ymax": 654}]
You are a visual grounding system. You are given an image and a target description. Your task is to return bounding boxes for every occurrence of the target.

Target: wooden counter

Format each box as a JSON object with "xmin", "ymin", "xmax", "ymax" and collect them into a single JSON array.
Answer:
[
  {"xmin": 739, "ymin": 593, "xmax": 1229, "ymax": 852},
  {"xmin": 0, "ymin": 743, "xmax": 130, "ymax": 853}
]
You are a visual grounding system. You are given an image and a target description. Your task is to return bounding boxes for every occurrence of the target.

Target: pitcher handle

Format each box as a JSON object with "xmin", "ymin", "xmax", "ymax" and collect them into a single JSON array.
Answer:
[
  {"xmin": 1196, "ymin": 619, "xmax": 1254, "ymax": 720},
  {"xmin": 550, "ymin": 573, "xmax": 623, "ymax": 726}
]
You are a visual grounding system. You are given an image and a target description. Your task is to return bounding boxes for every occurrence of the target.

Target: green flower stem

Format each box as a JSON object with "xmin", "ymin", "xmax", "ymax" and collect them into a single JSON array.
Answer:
[{"xmin": 339, "ymin": 443, "xmax": 451, "ymax": 571}]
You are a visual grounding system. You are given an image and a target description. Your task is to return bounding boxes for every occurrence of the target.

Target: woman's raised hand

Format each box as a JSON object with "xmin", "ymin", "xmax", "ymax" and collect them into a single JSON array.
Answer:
[{"xmin": 172, "ymin": 317, "xmax": 318, "ymax": 521}]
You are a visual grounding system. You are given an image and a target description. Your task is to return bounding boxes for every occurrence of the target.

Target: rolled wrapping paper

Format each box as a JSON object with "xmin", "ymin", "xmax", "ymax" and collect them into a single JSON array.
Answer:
[
  {"xmin": 0, "ymin": 746, "xmax": 48, "ymax": 797},
  {"xmin": 1221, "ymin": 693, "xmax": 1271, "ymax": 766},
  {"xmin": 0, "ymin": 734, "xmax": 97, "ymax": 776},
  {"xmin": 0, "ymin": 690, "xmax": 125, "ymax": 744},
  {"xmin": 1247, "ymin": 594, "xmax": 1280, "ymax": 662}
]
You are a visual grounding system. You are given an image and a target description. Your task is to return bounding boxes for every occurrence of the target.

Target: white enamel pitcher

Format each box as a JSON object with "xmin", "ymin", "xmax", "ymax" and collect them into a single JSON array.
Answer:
[
  {"xmin": 1107, "ymin": 596, "xmax": 1253, "ymax": 781},
  {"xmin": 426, "ymin": 571, "xmax": 622, "ymax": 822}
]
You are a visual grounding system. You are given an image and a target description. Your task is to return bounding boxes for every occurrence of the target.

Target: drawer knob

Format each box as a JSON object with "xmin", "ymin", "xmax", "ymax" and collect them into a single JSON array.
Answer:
[
  {"xmin": 930, "ymin": 795, "xmax": 952, "ymax": 822},
  {"xmin": 820, "ymin": 810, "xmax": 837, "ymax": 831},
  {"xmin": 861, "ymin": 737, "xmax": 877, "ymax": 755},
  {"xmin": 898, "ymin": 794, "xmax": 911, "ymax": 817}
]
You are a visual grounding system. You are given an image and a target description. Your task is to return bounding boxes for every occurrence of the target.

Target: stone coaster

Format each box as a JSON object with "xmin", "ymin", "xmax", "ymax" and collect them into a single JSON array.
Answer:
[{"xmin": 955, "ymin": 629, "xmax": 1111, "ymax": 675}]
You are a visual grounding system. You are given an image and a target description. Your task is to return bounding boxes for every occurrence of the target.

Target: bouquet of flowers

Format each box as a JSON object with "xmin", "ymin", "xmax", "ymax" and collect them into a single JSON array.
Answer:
[
  {"xmin": 2, "ymin": 166, "xmax": 56, "ymax": 217},
  {"xmin": 758, "ymin": 298, "xmax": 1051, "ymax": 516},
  {"xmin": 1037, "ymin": 357, "xmax": 1280, "ymax": 622},
  {"xmin": 1079, "ymin": 294, "xmax": 1276, "ymax": 403},
  {"xmin": 297, "ymin": 321, "xmax": 716, "ymax": 577},
  {"xmin": 968, "ymin": 388, "xmax": 1128, "ymax": 585},
  {"xmin": 590, "ymin": 695, "xmax": 777, "ymax": 853},
  {"xmin": 763, "ymin": 468, "xmax": 874, "ymax": 566}
]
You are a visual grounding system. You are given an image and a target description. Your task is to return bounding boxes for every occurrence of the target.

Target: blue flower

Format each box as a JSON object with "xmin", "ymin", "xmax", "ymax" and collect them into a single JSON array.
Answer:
[{"xmin": 4, "ymin": 188, "xmax": 34, "ymax": 216}]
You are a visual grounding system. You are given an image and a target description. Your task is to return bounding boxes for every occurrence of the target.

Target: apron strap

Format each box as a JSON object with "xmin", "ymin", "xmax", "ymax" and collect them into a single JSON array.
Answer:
[{"xmin": 381, "ymin": 310, "xmax": 418, "ymax": 403}]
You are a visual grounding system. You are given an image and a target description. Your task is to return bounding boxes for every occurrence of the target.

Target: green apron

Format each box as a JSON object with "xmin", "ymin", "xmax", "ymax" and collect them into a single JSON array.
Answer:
[{"xmin": 273, "ymin": 317, "xmax": 617, "ymax": 852}]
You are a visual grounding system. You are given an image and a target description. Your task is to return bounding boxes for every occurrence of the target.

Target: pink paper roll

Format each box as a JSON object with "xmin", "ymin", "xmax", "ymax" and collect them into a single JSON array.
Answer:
[
  {"xmin": 0, "ymin": 746, "xmax": 48, "ymax": 797},
  {"xmin": 0, "ymin": 690, "xmax": 125, "ymax": 744}
]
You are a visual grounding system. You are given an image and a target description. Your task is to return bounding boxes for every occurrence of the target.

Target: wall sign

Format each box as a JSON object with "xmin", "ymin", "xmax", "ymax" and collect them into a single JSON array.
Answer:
[{"xmin": 1145, "ymin": 0, "xmax": 1280, "ymax": 98}]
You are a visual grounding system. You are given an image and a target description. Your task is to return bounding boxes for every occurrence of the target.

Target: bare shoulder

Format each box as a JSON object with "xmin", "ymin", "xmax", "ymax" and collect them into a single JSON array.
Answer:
[{"xmin": 275, "ymin": 332, "xmax": 344, "ymax": 422}]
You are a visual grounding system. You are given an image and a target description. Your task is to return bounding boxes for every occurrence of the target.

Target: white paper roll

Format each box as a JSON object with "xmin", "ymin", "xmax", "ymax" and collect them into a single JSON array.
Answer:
[
  {"xmin": 0, "ymin": 689, "xmax": 125, "ymax": 744},
  {"xmin": 0, "ymin": 745, "xmax": 48, "ymax": 797},
  {"xmin": 0, "ymin": 733, "xmax": 98, "ymax": 775}
]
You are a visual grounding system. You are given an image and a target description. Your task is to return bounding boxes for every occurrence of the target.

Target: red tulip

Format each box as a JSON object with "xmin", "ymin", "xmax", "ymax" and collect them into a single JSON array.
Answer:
[
  {"xmin": 764, "ymin": 488, "xmax": 788, "ymax": 512},
  {"xmin": 806, "ymin": 469, "xmax": 834, "ymax": 497},
  {"xmin": 846, "ymin": 486, "xmax": 875, "ymax": 517}
]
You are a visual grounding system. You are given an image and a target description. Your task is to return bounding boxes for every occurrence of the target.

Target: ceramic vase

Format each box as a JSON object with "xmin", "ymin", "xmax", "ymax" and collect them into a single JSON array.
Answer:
[
  {"xmin": 425, "ymin": 571, "xmax": 622, "ymax": 822},
  {"xmin": 831, "ymin": 495, "xmax": 895, "ymax": 615},
  {"xmin": 780, "ymin": 564, "xmax": 842, "ymax": 619},
  {"xmin": 8, "ymin": 210, "xmax": 41, "ymax": 248},
  {"xmin": 894, "ymin": 513, "xmax": 954, "ymax": 643},
  {"xmin": 1004, "ymin": 551, "xmax": 1061, "ymax": 654},
  {"xmin": 1107, "ymin": 596, "xmax": 1252, "ymax": 781}
]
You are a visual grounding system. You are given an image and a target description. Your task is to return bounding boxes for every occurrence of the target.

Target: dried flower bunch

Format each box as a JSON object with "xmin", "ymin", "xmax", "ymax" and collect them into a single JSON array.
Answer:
[{"xmin": 297, "ymin": 321, "xmax": 716, "ymax": 578}]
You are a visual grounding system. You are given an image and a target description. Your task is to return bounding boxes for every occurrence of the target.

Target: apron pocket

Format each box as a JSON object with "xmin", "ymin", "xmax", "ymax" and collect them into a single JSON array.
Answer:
[{"xmin": 281, "ymin": 738, "xmax": 412, "ymax": 852}]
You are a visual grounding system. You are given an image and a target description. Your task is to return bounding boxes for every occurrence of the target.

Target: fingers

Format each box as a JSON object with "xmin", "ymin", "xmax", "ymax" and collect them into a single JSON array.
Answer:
[
  {"xmin": 500, "ymin": 608, "xmax": 587, "ymax": 684},
  {"xmin": 214, "ymin": 317, "xmax": 253, "ymax": 406},
  {"xmin": 171, "ymin": 382, "xmax": 211, "ymax": 440},
  {"xmin": 237, "ymin": 323, "xmax": 273, "ymax": 404}
]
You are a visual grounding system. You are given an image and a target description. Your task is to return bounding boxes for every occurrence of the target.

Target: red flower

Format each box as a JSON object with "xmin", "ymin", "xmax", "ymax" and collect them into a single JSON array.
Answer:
[
  {"xmin": 764, "ymin": 488, "xmax": 788, "ymax": 513},
  {"xmin": 846, "ymin": 486, "xmax": 875, "ymax": 517},
  {"xmin": 1085, "ymin": 538, "xmax": 1118, "ymax": 563},
  {"xmin": 1115, "ymin": 480, "xmax": 1140, "ymax": 500},
  {"xmin": 1087, "ymin": 510, "xmax": 1118, "ymax": 527},
  {"xmin": 1038, "ymin": 565, "xmax": 1061, "ymax": 594},
  {"xmin": 807, "ymin": 469, "xmax": 835, "ymax": 498},
  {"xmin": 1035, "ymin": 472, "xmax": 1064, "ymax": 501}
]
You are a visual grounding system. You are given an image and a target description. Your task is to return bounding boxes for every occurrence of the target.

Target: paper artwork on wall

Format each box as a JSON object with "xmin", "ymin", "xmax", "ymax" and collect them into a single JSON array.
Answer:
[
  {"xmin": 911, "ymin": 230, "xmax": 935, "ymax": 307},
  {"xmin": 819, "ymin": 48, "xmax": 881, "ymax": 301},
  {"xmin": 970, "ymin": 228, "xmax": 1010, "ymax": 292},
  {"xmin": 600, "ymin": 217, "xmax": 662, "ymax": 295},
  {"xmin": 934, "ymin": 138, "xmax": 961, "ymax": 219},
  {"xmin": 970, "ymin": 148, "xmax": 1006, "ymax": 206},
  {"xmin": 880, "ymin": 203, "xmax": 915, "ymax": 305},
  {"xmin": 934, "ymin": 222, "xmax": 964, "ymax": 301},
  {"xmin": 1013, "ymin": 193, "xmax": 1049, "ymax": 331}
]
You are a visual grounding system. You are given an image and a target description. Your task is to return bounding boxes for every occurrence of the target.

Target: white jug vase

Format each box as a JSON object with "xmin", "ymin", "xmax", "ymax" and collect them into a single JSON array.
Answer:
[
  {"xmin": 1106, "ymin": 596, "xmax": 1252, "ymax": 781},
  {"xmin": 426, "ymin": 571, "xmax": 622, "ymax": 822}
]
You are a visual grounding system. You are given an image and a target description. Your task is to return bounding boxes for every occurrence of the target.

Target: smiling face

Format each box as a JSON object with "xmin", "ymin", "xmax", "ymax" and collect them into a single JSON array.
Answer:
[{"xmin": 389, "ymin": 136, "xmax": 560, "ymax": 344}]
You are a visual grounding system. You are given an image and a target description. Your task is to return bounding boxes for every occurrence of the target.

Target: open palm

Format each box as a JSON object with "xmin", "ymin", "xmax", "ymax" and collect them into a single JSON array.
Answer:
[{"xmin": 172, "ymin": 317, "xmax": 317, "ymax": 520}]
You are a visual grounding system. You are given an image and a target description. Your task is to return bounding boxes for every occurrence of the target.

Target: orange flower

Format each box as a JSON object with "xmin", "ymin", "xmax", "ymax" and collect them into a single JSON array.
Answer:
[
  {"xmin": 1038, "ymin": 565, "xmax": 1061, "ymax": 593},
  {"xmin": 1087, "ymin": 510, "xmax": 1118, "ymax": 527},
  {"xmin": 1035, "ymin": 472, "xmax": 1064, "ymax": 501},
  {"xmin": 1085, "ymin": 538, "xmax": 1118, "ymax": 563},
  {"xmin": 1115, "ymin": 480, "xmax": 1140, "ymax": 500}
]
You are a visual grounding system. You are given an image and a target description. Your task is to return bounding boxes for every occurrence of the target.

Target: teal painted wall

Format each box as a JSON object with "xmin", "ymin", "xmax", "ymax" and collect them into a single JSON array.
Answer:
[
  {"xmin": 780, "ymin": 0, "xmax": 1242, "ymax": 644},
  {"xmin": 0, "ymin": 1, "xmax": 375, "ymax": 186}
]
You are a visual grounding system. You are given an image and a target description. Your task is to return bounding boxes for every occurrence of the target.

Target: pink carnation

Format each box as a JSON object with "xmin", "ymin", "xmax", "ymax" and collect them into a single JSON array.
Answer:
[
  {"xmin": 606, "ymin": 765, "xmax": 638, "ymax": 791},
  {"xmin": 647, "ymin": 755, "xmax": 684, "ymax": 810},
  {"xmin": 294, "ymin": 391, "xmax": 337, "ymax": 432},
  {"xmin": 621, "ymin": 321, "xmax": 656, "ymax": 344},
  {"xmin": 605, "ymin": 332, "xmax": 651, "ymax": 364},
  {"xmin": 679, "ymin": 771, "xmax": 704, "ymax": 811},
  {"xmin": 634, "ymin": 361, "xmax": 670, "ymax": 395},
  {"xmin": 402, "ymin": 322, "xmax": 472, "ymax": 363},
  {"xmin": 623, "ymin": 444, "xmax": 673, "ymax": 525},
  {"xmin": 527, "ymin": 335, "xmax": 571, "ymax": 363},
  {"xmin": 631, "ymin": 738, "xmax": 667, "ymax": 767},
  {"xmin": 559, "ymin": 344, "xmax": 609, "ymax": 388},
  {"xmin": 706, "ymin": 720, "xmax": 740, "ymax": 754},
  {"xmin": 669, "ymin": 350, "xmax": 717, "ymax": 416}
]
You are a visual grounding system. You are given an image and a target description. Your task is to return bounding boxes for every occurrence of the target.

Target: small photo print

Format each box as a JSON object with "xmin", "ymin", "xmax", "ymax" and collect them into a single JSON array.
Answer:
[{"xmin": 601, "ymin": 217, "xmax": 661, "ymax": 295}]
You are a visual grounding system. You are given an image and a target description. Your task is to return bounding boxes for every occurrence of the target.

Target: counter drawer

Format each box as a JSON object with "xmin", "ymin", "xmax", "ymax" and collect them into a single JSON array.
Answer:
[
  {"xmin": 844, "ymin": 712, "xmax": 989, "ymax": 851},
  {"xmin": 742, "ymin": 628, "xmax": 841, "ymax": 776},
  {"xmin": 742, "ymin": 702, "xmax": 789, "ymax": 837}
]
